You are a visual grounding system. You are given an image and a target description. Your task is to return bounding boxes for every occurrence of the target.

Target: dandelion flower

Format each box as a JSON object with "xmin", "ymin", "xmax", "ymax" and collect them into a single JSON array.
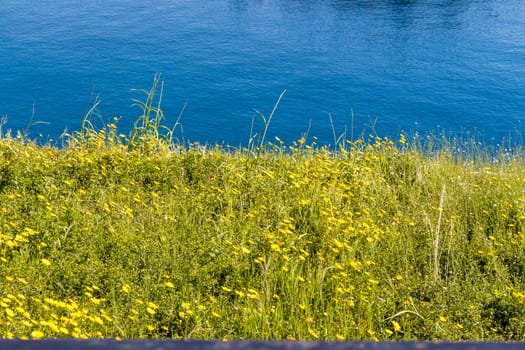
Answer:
[
  {"xmin": 5, "ymin": 308, "xmax": 15, "ymax": 317},
  {"xmin": 121, "ymin": 284, "xmax": 131, "ymax": 293},
  {"xmin": 31, "ymin": 330, "xmax": 45, "ymax": 339},
  {"xmin": 391, "ymin": 320, "xmax": 402, "ymax": 332},
  {"xmin": 164, "ymin": 282, "xmax": 175, "ymax": 288}
]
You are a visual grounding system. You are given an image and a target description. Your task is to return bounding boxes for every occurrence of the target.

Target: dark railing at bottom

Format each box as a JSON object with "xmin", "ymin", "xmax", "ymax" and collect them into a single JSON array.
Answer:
[{"xmin": 0, "ymin": 340, "xmax": 524, "ymax": 350}]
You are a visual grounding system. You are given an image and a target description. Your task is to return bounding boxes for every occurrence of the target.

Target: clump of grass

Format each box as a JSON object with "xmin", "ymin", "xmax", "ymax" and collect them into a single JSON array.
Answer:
[{"xmin": 0, "ymin": 77, "xmax": 524, "ymax": 341}]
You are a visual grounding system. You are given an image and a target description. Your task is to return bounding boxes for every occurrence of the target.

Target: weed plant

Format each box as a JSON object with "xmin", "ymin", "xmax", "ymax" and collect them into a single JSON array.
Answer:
[{"xmin": 0, "ymin": 78, "xmax": 524, "ymax": 341}]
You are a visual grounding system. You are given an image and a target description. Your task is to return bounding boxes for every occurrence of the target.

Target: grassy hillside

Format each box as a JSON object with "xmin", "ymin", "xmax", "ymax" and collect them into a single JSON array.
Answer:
[{"xmin": 0, "ymin": 80, "xmax": 524, "ymax": 340}]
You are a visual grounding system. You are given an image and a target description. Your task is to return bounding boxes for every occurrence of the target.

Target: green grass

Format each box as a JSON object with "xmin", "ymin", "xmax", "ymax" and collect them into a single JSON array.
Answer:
[{"xmin": 0, "ymin": 78, "xmax": 524, "ymax": 341}]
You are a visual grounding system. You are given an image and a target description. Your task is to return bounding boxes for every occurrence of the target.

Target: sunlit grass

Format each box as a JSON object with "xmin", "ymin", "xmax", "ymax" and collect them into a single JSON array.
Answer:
[{"xmin": 0, "ymin": 78, "xmax": 524, "ymax": 341}]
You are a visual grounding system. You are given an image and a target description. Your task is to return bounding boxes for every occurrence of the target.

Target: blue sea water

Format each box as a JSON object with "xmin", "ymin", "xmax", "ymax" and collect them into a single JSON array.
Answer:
[{"xmin": 1, "ymin": 0, "xmax": 524, "ymax": 146}]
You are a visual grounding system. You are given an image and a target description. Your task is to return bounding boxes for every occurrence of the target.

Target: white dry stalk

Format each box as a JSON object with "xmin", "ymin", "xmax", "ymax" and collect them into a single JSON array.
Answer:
[
  {"xmin": 424, "ymin": 185, "xmax": 446, "ymax": 285},
  {"xmin": 433, "ymin": 186, "xmax": 446, "ymax": 284}
]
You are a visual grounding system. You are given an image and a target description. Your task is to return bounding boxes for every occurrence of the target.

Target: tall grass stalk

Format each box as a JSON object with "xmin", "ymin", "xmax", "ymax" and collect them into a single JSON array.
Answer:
[
  {"xmin": 251, "ymin": 90, "xmax": 286, "ymax": 151},
  {"xmin": 426, "ymin": 186, "xmax": 446, "ymax": 285}
]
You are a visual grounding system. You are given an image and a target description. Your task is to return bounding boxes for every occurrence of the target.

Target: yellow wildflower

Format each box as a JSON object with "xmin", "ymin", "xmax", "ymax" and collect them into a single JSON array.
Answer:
[
  {"xmin": 31, "ymin": 330, "xmax": 45, "ymax": 339},
  {"xmin": 164, "ymin": 282, "xmax": 175, "ymax": 288}
]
